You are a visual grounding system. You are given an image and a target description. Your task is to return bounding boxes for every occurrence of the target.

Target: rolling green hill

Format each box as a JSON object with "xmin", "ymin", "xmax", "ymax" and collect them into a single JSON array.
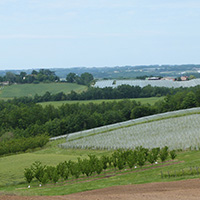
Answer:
[
  {"xmin": 1, "ymin": 110, "xmax": 200, "ymax": 196},
  {"xmin": 0, "ymin": 83, "xmax": 87, "ymax": 99}
]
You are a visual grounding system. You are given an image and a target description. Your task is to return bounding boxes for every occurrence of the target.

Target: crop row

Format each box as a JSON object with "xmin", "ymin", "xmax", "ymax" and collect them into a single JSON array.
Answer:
[
  {"xmin": 24, "ymin": 146, "xmax": 176, "ymax": 186},
  {"xmin": 51, "ymin": 107, "xmax": 200, "ymax": 141},
  {"xmin": 61, "ymin": 114, "xmax": 200, "ymax": 150}
]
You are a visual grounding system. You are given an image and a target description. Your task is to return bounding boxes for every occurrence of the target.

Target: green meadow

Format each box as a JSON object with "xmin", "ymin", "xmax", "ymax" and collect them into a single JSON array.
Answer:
[
  {"xmin": 0, "ymin": 139, "xmax": 112, "ymax": 187},
  {"xmin": 0, "ymin": 83, "xmax": 87, "ymax": 99},
  {"xmin": 39, "ymin": 96, "xmax": 165, "ymax": 107}
]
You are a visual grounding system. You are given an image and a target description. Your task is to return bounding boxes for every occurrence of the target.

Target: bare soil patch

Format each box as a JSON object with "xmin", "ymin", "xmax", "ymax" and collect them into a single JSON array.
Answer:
[{"xmin": 1, "ymin": 178, "xmax": 200, "ymax": 200}]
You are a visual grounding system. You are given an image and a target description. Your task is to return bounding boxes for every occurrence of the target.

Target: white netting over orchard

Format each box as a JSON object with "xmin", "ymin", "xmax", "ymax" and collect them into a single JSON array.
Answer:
[
  {"xmin": 52, "ymin": 108, "xmax": 200, "ymax": 150},
  {"xmin": 94, "ymin": 79, "xmax": 200, "ymax": 88}
]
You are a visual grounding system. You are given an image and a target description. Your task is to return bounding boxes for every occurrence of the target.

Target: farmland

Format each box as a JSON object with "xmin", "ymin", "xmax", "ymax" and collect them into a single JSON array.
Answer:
[
  {"xmin": 39, "ymin": 96, "xmax": 164, "ymax": 107},
  {"xmin": 0, "ymin": 83, "xmax": 87, "ymax": 99},
  {"xmin": 1, "ymin": 144, "xmax": 200, "ymax": 196},
  {"xmin": 60, "ymin": 112, "xmax": 200, "ymax": 150},
  {"xmin": 94, "ymin": 78, "xmax": 200, "ymax": 88},
  {"xmin": 0, "ymin": 139, "xmax": 112, "ymax": 187},
  {"xmin": 1, "ymin": 109, "xmax": 200, "ymax": 196}
]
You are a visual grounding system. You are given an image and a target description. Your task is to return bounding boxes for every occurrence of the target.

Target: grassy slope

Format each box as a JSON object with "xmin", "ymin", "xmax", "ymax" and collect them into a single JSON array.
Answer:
[
  {"xmin": 1, "ymin": 138, "xmax": 200, "ymax": 196},
  {"xmin": 0, "ymin": 140, "xmax": 112, "ymax": 187},
  {"xmin": 0, "ymin": 83, "xmax": 87, "ymax": 99},
  {"xmin": 21, "ymin": 150, "xmax": 200, "ymax": 196},
  {"xmin": 39, "ymin": 96, "xmax": 165, "ymax": 107}
]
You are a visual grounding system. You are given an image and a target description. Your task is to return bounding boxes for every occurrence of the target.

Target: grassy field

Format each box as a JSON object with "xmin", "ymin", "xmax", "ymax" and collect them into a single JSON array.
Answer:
[
  {"xmin": 0, "ymin": 83, "xmax": 87, "ymax": 99},
  {"xmin": 1, "ymin": 137, "xmax": 200, "ymax": 196},
  {"xmin": 0, "ymin": 139, "xmax": 112, "ymax": 187},
  {"xmin": 39, "ymin": 96, "xmax": 165, "ymax": 107}
]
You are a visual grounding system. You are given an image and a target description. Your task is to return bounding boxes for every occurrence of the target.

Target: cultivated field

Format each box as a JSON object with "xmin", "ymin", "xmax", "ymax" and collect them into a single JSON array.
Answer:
[
  {"xmin": 1, "ymin": 109, "xmax": 200, "ymax": 197},
  {"xmin": 0, "ymin": 83, "xmax": 87, "ymax": 99},
  {"xmin": 1, "ymin": 148, "xmax": 200, "ymax": 196},
  {"xmin": 61, "ymin": 114, "xmax": 200, "ymax": 150},
  {"xmin": 39, "ymin": 96, "xmax": 164, "ymax": 107},
  {"xmin": 95, "ymin": 78, "xmax": 200, "ymax": 88}
]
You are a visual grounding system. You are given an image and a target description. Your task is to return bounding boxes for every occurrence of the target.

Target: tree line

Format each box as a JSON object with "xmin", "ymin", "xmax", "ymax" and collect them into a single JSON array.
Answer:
[
  {"xmin": 0, "ymin": 69, "xmax": 93, "ymax": 86},
  {"xmin": 0, "ymin": 135, "xmax": 49, "ymax": 156},
  {"xmin": 1, "ymin": 87, "xmax": 200, "ymax": 139},
  {"xmin": 7, "ymin": 84, "xmax": 186, "ymax": 104},
  {"xmin": 66, "ymin": 72, "xmax": 94, "ymax": 86},
  {"xmin": 1, "ymin": 69, "xmax": 59, "ymax": 84}
]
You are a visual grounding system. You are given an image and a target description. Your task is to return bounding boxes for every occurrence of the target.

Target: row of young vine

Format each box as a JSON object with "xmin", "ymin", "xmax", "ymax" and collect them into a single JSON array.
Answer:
[
  {"xmin": 61, "ymin": 114, "xmax": 200, "ymax": 150},
  {"xmin": 24, "ymin": 146, "xmax": 177, "ymax": 186}
]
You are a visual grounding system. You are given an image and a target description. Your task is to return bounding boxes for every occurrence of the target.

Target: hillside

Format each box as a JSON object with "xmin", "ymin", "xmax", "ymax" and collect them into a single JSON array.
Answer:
[
  {"xmin": 0, "ymin": 108, "xmax": 200, "ymax": 191},
  {"xmin": 62, "ymin": 114, "xmax": 200, "ymax": 150},
  {"xmin": 58, "ymin": 108, "xmax": 200, "ymax": 150},
  {"xmin": 1, "ymin": 138, "xmax": 200, "ymax": 196},
  {"xmin": 0, "ymin": 83, "xmax": 87, "ymax": 99}
]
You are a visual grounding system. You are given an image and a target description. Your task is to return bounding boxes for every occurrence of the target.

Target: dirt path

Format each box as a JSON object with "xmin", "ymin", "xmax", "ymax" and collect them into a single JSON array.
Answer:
[{"xmin": 1, "ymin": 178, "xmax": 200, "ymax": 200}]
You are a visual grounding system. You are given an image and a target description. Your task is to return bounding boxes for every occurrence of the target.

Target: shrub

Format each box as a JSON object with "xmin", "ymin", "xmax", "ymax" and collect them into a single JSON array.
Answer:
[
  {"xmin": 24, "ymin": 168, "xmax": 34, "ymax": 184},
  {"xmin": 31, "ymin": 161, "xmax": 46, "ymax": 183},
  {"xmin": 52, "ymin": 169, "xmax": 59, "ymax": 184},
  {"xmin": 170, "ymin": 150, "xmax": 177, "ymax": 160},
  {"xmin": 147, "ymin": 152, "xmax": 155, "ymax": 165},
  {"xmin": 41, "ymin": 173, "xmax": 49, "ymax": 185},
  {"xmin": 137, "ymin": 151, "xmax": 146, "ymax": 167},
  {"xmin": 45, "ymin": 166, "xmax": 55, "ymax": 181},
  {"xmin": 127, "ymin": 150, "xmax": 137, "ymax": 169},
  {"xmin": 70, "ymin": 162, "xmax": 81, "ymax": 179},
  {"xmin": 95, "ymin": 160, "xmax": 103, "ymax": 175},
  {"xmin": 100, "ymin": 155, "xmax": 109, "ymax": 170},
  {"xmin": 159, "ymin": 146, "xmax": 169, "ymax": 162}
]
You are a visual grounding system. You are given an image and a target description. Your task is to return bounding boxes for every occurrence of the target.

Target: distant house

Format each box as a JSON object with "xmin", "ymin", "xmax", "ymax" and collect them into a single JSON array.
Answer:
[
  {"xmin": 0, "ymin": 81, "xmax": 9, "ymax": 86},
  {"xmin": 181, "ymin": 76, "xmax": 188, "ymax": 81},
  {"xmin": 147, "ymin": 77, "xmax": 161, "ymax": 80},
  {"xmin": 60, "ymin": 78, "xmax": 67, "ymax": 82},
  {"xmin": 161, "ymin": 77, "xmax": 175, "ymax": 81}
]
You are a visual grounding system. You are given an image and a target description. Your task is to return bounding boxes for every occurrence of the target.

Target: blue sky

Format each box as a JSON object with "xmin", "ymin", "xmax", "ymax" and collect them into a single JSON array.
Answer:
[{"xmin": 0, "ymin": 0, "xmax": 200, "ymax": 70}]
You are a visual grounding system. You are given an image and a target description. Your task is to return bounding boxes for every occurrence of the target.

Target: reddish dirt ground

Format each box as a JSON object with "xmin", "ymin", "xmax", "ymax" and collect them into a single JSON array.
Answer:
[{"xmin": 1, "ymin": 179, "xmax": 200, "ymax": 200}]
